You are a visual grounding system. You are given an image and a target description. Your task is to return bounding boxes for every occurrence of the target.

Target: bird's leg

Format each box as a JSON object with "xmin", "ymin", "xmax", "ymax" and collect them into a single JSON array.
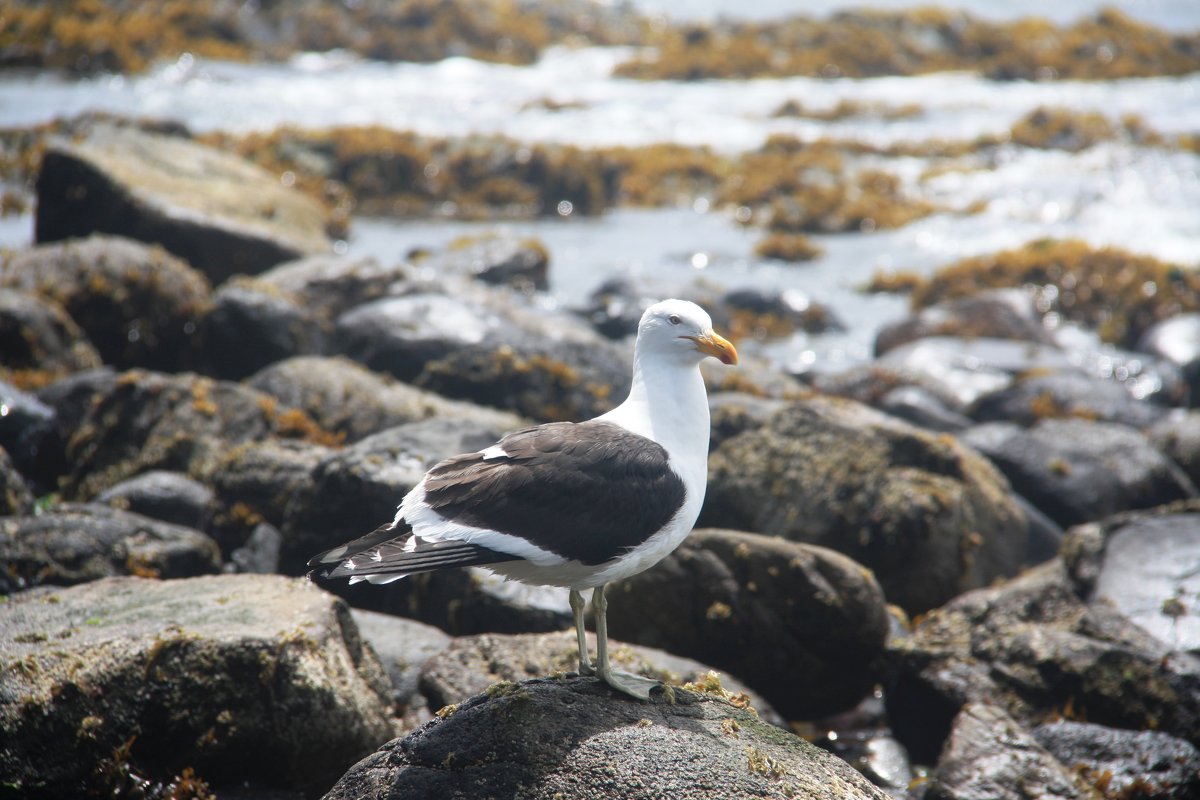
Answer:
[
  {"xmin": 570, "ymin": 588, "xmax": 594, "ymax": 676},
  {"xmin": 592, "ymin": 584, "xmax": 659, "ymax": 700}
]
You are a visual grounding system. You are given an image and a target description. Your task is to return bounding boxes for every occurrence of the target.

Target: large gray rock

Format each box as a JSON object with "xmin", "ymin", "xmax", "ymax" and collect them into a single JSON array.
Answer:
[
  {"xmin": 702, "ymin": 395, "xmax": 1029, "ymax": 613},
  {"xmin": 961, "ymin": 419, "xmax": 1196, "ymax": 528},
  {"xmin": 418, "ymin": 233, "xmax": 549, "ymax": 291},
  {"xmin": 30, "ymin": 367, "xmax": 118, "ymax": 491},
  {"xmin": 968, "ymin": 370, "xmax": 1166, "ymax": 429},
  {"xmin": 323, "ymin": 677, "xmax": 889, "ymax": 800},
  {"xmin": 0, "ymin": 575, "xmax": 396, "ymax": 796},
  {"xmin": 96, "ymin": 470, "xmax": 215, "ymax": 531},
  {"xmin": 255, "ymin": 253, "xmax": 410, "ymax": 325},
  {"xmin": 0, "ymin": 236, "xmax": 211, "ymax": 371},
  {"xmin": 415, "ymin": 335, "xmax": 631, "ymax": 422},
  {"xmin": 605, "ymin": 528, "xmax": 889, "ymax": 719},
  {"xmin": 204, "ymin": 438, "xmax": 333, "ymax": 553},
  {"xmin": 0, "ymin": 289, "xmax": 101, "ymax": 385},
  {"xmin": 35, "ymin": 124, "xmax": 330, "ymax": 283},
  {"xmin": 1032, "ymin": 720, "xmax": 1200, "ymax": 799},
  {"xmin": 886, "ymin": 558, "xmax": 1200, "ymax": 766},
  {"xmin": 928, "ymin": 703, "xmax": 1095, "ymax": 800},
  {"xmin": 199, "ymin": 276, "xmax": 324, "ymax": 380},
  {"xmin": 1063, "ymin": 502, "xmax": 1200, "ymax": 652},
  {"xmin": 335, "ymin": 293, "xmax": 521, "ymax": 383},
  {"xmin": 248, "ymin": 355, "xmax": 524, "ymax": 444},
  {"xmin": 349, "ymin": 609, "xmax": 452, "ymax": 721},
  {"xmin": 62, "ymin": 369, "xmax": 336, "ymax": 501},
  {"xmin": 0, "ymin": 502, "xmax": 220, "ymax": 592}
]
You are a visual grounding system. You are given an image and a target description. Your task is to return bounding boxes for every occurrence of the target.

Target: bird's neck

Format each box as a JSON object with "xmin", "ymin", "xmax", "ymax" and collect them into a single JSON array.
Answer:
[{"xmin": 600, "ymin": 353, "xmax": 710, "ymax": 478}]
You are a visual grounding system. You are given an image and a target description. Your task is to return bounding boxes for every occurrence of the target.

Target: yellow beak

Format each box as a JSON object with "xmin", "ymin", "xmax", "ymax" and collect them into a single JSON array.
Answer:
[{"xmin": 689, "ymin": 330, "xmax": 739, "ymax": 365}]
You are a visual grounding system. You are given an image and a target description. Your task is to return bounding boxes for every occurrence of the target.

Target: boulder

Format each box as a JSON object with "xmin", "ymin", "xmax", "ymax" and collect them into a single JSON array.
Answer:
[
  {"xmin": 415, "ymin": 336, "xmax": 631, "ymax": 421},
  {"xmin": 968, "ymin": 370, "xmax": 1165, "ymax": 429},
  {"xmin": 874, "ymin": 289, "xmax": 1052, "ymax": 357},
  {"xmin": 335, "ymin": 292, "xmax": 524, "ymax": 382},
  {"xmin": 702, "ymin": 395, "xmax": 1029, "ymax": 612},
  {"xmin": 876, "ymin": 336, "xmax": 1073, "ymax": 409},
  {"xmin": 96, "ymin": 470, "xmax": 215, "ymax": 531},
  {"xmin": 61, "ymin": 369, "xmax": 336, "ymax": 501},
  {"xmin": 323, "ymin": 677, "xmax": 888, "ymax": 800},
  {"xmin": 961, "ymin": 419, "xmax": 1196, "ymax": 528},
  {"xmin": 708, "ymin": 392, "xmax": 787, "ymax": 451},
  {"xmin": 255, "ymin": 253, "xmax": 410, "ymax": 325},
  {"xmin": 1032, "ymin": 720, "xmax": 1200, "ymax": 799},
  {"xmin": 0, "ymin": 574, "xmax": 396, "ymax": 795},
  {"xmin": 418, "ymin": 233, "xmax": 549, "ymax": 291},
  {"xmin": 349, "ymin": 609, "xmax": 452, "ymax": 720},
  {"xmin": 204, "ymin": 438, "xmax": 332, "ymax": 554},
  {"xmin": 927, "ymin": 703, "xmax": 1095, "ymax": 800},
  {"xmin": 876, "ymin": 385, "xmax": 973, "ymax": 432},
  {"xmin": 417, "ymin": 629, "xmax": 780, "ymax": 723},
  {"xmin": 714, "ymin": 286, "xmax": 844, "ymax": 337},
  {"xmin": 605, "ymin": 528, "xmax": 889, "ymax": 719},
  {"xmin": 0, "ymin": 446, "xmax": 34, "ymax": 517},
  {"xmin": 1062, "ymin": 502, "xmax": 1200, "ymax": 652},
  {"xmin": 0, "ymin": 235, "xmax": 211, "ymax": 371},
  {"xmin": 35, "ymin": 124, "xmax": 330, "ymax": 282},
  {"xmin": 248, "ymin": 355, "xmax": 524, "ymax": 444},
  {"xmin": 199, "ymin": 277, "xmax": 324, "ymax": 380},
  {"xmin": 0, "ymin": 502, "xmax": 220, "ymax": 592},
  {"xmin": 885, "ymin": 558, "xmax": 1200, "ymax": 765},
  {"xmin": 227, "ymin": 521, "xmax": 283, "ymax": 575},
  {"xmin": 0, "ymin": 288, "xmax": 101, "ymax": 386}
]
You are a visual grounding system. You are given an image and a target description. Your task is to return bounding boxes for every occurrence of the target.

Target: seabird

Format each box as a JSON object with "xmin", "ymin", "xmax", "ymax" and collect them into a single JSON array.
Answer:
[{"xmin": 308, "ymin": 299, "xmax": 738, "ymax": 698}]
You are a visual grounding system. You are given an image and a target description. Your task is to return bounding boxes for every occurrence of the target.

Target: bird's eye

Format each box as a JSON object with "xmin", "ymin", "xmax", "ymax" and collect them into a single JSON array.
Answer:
[{"xmin": 668, "ymin": 314, "xmax": 681, "ymax": 326}]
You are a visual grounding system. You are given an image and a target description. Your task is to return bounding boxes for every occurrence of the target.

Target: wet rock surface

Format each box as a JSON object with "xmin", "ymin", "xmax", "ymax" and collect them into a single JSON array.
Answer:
[
  {"xmin": 324, "ymin": 677, "xmax": 888, "ymax": 800},
  {"xmin": 928, "ymin": 703, "xmax": 1095, "ymax": 800},
  {"xmin": 0, "ymin": 574, "xmax": 396, "ymax": 796},
  {"xmin": 1062, "ymin": 502, "xmax": 1200, "ymax": 652},
  {"xmin": 605, "ymin": 528, "xmax": 888, "ymax": 719},
  {"xmin": 1031, "ymin": 720, "xmax": 1200, "ymax": 799},
  {"xmin": 0, "ymin": 502, "xmax": 221, "ymax": 591},
  {"xmin": 968, "ymin": 370, "xmax": 1167, "ymax": 429},
  {"xmin": 35, "ymin": 124, "xmax": 330, "ymax": 282},
  {"xmin": 962, "ymin": 419, "xmax": 1197, "ymax": 528},
  {"xmin": 885, "ymin": 556, "xmax": 1200, "ymax": 766},
  {"xmin": 702, "ymin": 394, "xmax": 1028, "ymax": 612},
  {"xmin": 0, "ymin": 235, "xmax": 211, "ymax": 372},
  {"xmin": 249, "ymin": 355, "xmax": 524, "ymax": 443}
]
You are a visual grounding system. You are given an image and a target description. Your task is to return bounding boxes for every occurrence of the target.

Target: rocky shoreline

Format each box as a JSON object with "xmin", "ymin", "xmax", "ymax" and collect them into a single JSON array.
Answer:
[{"xmin": 2, "ymin": 82, "xmax": 1200, "ymax": 800}]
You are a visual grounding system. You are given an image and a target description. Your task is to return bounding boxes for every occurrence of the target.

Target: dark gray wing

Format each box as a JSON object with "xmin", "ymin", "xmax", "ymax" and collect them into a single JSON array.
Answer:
[
  {"xmin": 307, "ymin": 520, "xmax": 514, "ymax": 582},
  {"xmin": 421, "ymin": 420, "xmax": 687, "ymax": 565}
]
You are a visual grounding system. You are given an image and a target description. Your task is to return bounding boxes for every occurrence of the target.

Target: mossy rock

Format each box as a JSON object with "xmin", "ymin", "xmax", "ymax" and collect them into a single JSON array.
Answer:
[
  {"xmin": 324, "ymin": 676, "xmax": 888, "ymax": 800},
  {"xmin": 702, "ymin": 394, "xmax": 1028, "ymax": 613},
  {"xmin": 0, "ymin": 574, "xmax": 397, "ymax": 796},
  {"xmin": 909, "ymin": 240, "xmax": 1200, "ymax": 349},
  {"xmin": 0, "ymin": 235, "xmax": 211, "ymax": 372}
]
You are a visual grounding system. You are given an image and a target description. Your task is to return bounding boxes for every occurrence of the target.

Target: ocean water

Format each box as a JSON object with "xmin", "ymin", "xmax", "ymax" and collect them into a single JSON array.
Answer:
[{"xmin": 2, "ymin": 1, "xmax": 1198, "ymax": 369}]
